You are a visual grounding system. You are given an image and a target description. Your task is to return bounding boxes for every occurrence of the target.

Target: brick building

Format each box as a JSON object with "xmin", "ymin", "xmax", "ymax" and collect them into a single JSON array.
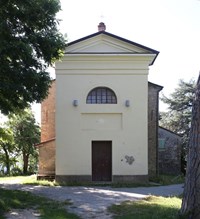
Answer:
[{"xmin": 37, "ymin": 81, "xmax": 55, "ymax": 179}]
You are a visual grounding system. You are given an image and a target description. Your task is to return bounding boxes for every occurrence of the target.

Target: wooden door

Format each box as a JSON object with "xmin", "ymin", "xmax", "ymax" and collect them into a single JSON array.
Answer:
[{"xmin": 92, "ymin": 141, "xmax": 112, "ymax": 181}]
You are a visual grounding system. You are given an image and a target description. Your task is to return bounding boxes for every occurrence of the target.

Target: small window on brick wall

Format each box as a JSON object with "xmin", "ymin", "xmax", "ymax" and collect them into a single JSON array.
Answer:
[
  {"xmin": 86, "ymin": 87, "xmax": 117, "ymax": 104},
  {"xmin": 158, "ymin": 138, "xmax": 166, "ymax": 150}
]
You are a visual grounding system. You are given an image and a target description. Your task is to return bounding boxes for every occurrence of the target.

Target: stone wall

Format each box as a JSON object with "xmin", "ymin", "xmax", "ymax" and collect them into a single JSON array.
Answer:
[
  {"xmin": 148, "ymin": 82, "xmax": 163, "ymax": 177},
  {"xmin": 158, "ymin": 127, "xmax": 181, "ymax": 175}
]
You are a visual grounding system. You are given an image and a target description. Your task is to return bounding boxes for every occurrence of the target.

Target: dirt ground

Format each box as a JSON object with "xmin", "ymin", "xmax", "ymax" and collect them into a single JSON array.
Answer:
[
  {"xmin": 1, "ymin": 180, "xmax": 183, "ymax": 219},
  {"xmin": 5, "ymin": 209, "xmax": 40, "ymax": 219}
]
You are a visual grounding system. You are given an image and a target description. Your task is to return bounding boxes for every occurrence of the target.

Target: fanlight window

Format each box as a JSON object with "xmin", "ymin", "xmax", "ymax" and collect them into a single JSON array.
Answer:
[{"xmin": 86, "ymin": 87, "xmax": 117, "ymax": 104}]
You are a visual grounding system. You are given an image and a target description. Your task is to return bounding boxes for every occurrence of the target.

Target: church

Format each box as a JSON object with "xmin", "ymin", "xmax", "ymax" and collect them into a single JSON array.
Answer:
[{"xmin": 36, "ymin": 23, "xmax": 163, "ymax": 183}]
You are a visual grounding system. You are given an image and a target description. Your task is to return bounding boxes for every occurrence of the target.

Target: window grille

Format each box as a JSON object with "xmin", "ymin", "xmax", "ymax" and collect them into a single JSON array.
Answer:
[{"xmin": 86, "ymin": 87, "xmax": 117, "ymax": 104}]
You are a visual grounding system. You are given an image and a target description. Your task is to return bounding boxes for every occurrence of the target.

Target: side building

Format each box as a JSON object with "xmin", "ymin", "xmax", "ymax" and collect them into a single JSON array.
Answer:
[{"xmin": 158, "ymin": 126, "xmax": 182, "ymax": 175}]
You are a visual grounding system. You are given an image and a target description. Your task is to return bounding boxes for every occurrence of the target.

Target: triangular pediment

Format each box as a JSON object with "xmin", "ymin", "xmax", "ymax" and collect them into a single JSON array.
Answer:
[{"xmin": 65, "ymin": 32, "xmax": 159, "ymax": 55}]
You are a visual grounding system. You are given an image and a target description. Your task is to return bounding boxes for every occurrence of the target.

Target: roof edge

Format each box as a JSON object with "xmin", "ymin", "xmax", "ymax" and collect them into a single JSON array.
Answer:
[
  {"xmin": 35, "ymin": 138, "xmax": 55, "ymax": 147},
  {"xmin": 148, "ymin": 81, "xmax": 163, "ymax": 91},
  {"xmin": 67, "ymin": 31, "xmax": 159, "ymax": 55},
  {"xmin": 159, "ymin": 126, "xmax": 182, "ymax": 137}
]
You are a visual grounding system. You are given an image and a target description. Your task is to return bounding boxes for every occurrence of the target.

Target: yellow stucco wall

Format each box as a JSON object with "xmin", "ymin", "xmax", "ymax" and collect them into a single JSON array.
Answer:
[{"xmin": 55, "ymin": 33, "xmax": 156, "ymax": 180}]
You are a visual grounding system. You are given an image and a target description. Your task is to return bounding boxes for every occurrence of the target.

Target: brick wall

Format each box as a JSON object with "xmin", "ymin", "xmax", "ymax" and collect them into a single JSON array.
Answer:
[
  {"xmin": 37, "ymin": 139, "xmax": 55, "ymax": 176},
  {"xmin": 41, "ymin": 80, "xmax": 56, "ymax": 142},
  {"xmin": 38, "ymin": 80, "xmax": 56, "ymax": 177}
]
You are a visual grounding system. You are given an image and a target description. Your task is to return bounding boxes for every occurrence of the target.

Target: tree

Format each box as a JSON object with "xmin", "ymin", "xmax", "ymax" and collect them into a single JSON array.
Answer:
[
  {"xmin": 159, "ymin": 79, "xmax": 196, "ymax": 173},
  {"xmin": 8, "ymin": 108, "xmax": 40, "ymax": 174},
  {"xmin": 0, "ymin": 127, "xmax": 16, "ymax": 175},
  {"xmin": 180, "ymin": 75, "xmax": 200, "ymax": 219},
  {"xmin": 0, "ymin": 0, "xmax": 65, "ymax": 115}
]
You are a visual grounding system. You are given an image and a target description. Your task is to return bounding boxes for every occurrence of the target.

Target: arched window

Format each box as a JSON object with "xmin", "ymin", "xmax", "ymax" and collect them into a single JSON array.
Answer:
[{"xmin": 86, "ymin": 87, "xmax": 117, "ymax": 104}]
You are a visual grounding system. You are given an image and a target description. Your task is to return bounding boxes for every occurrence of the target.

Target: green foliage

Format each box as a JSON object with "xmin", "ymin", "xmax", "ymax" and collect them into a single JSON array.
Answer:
[
  {"xmin": 160, "ymin": 79, "xmax": 195, "ymax": 134},
  {"xmin": 8, "ymin": 108, "xmax": 40, "ymax": 174},
  {"xmin": 0, "ymin": 188, "xmax": 79, "ymax": 219},
  {"xmin": 0, "ymin": 0, "xmax": 66, "ymax": 115},
  {"xmin": 8, "ymin": 109, "xmax": 40, "ymax": 153},
  {"xmin": 150, "ymin": 174, "xmax": 185, "ymax": 185},
  {"xmin": 160, "ymin": 79, "xmax": 196, "ymax": 173},
  {"xmin": 0, "ymin": 174, "xmax": 185, "ymax": 188},
  {"xmin": 108, "ymin": 196, "xmax": 182, "ymax": 219},
  {"xmin": 0, "ymin": 108, "xmax": 40, "ymax": 175},
  {"xmin": 0, "ymin": 127, "xmax": 16, "ymax": 174},
  {"xmin": 10, "ymin": 167, "xmax": 22, "ymax": 176}
]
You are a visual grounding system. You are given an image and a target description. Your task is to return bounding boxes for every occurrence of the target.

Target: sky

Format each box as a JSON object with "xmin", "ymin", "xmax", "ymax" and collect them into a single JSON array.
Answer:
[
  {"xmin": 57, "ymin": 0, "xmax": 200, "ymax": 97},
  {"xmin": 3, "ymin": 0, "xmax": 200, "ymax": 124}
]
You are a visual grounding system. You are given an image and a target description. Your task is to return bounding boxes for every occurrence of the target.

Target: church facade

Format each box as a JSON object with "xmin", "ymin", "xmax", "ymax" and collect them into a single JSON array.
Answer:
[{"xmin": 37, "ymin": 23, "xmax": 162, "ymax": 183}]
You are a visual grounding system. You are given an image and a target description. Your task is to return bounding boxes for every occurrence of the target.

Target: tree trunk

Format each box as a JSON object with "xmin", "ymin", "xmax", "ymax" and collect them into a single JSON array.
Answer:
[
  {"xmin": 180, "ymin": 75, "xmax": 200, "ymax": 219},
  {"xmin": 2, "ymin": 145, "xmax": 10, "ymax": 175},
  {"xmin": 23, "ymin": 152, "xmax": 29, "ymax": 174}
]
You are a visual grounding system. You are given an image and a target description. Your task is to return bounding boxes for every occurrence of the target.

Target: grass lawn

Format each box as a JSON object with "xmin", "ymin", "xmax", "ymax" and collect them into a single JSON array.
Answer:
[
  {"xmin": 0, "ymin": 174, "xmax": 185, "ymax": 187},
  {"xmin": 0, "ymin": 175, "xmax": 56, "ymax": 186},
  {"xmin": 149, "ymin": 174, "xmax": 185, "ymax": 186},
  {"xmin": 108, "ymin": 196, "xmax": 183, "ymax": 219},
  {"xmin": 0, "ymin": 188, "xmax": 80, "ymax": 219}
]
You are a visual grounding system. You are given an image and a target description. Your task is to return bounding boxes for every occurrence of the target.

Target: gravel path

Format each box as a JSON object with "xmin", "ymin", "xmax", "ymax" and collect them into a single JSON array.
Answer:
[{"xmin": 0, "ymin": 182, "xmax": 184, "ymax": 219}]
